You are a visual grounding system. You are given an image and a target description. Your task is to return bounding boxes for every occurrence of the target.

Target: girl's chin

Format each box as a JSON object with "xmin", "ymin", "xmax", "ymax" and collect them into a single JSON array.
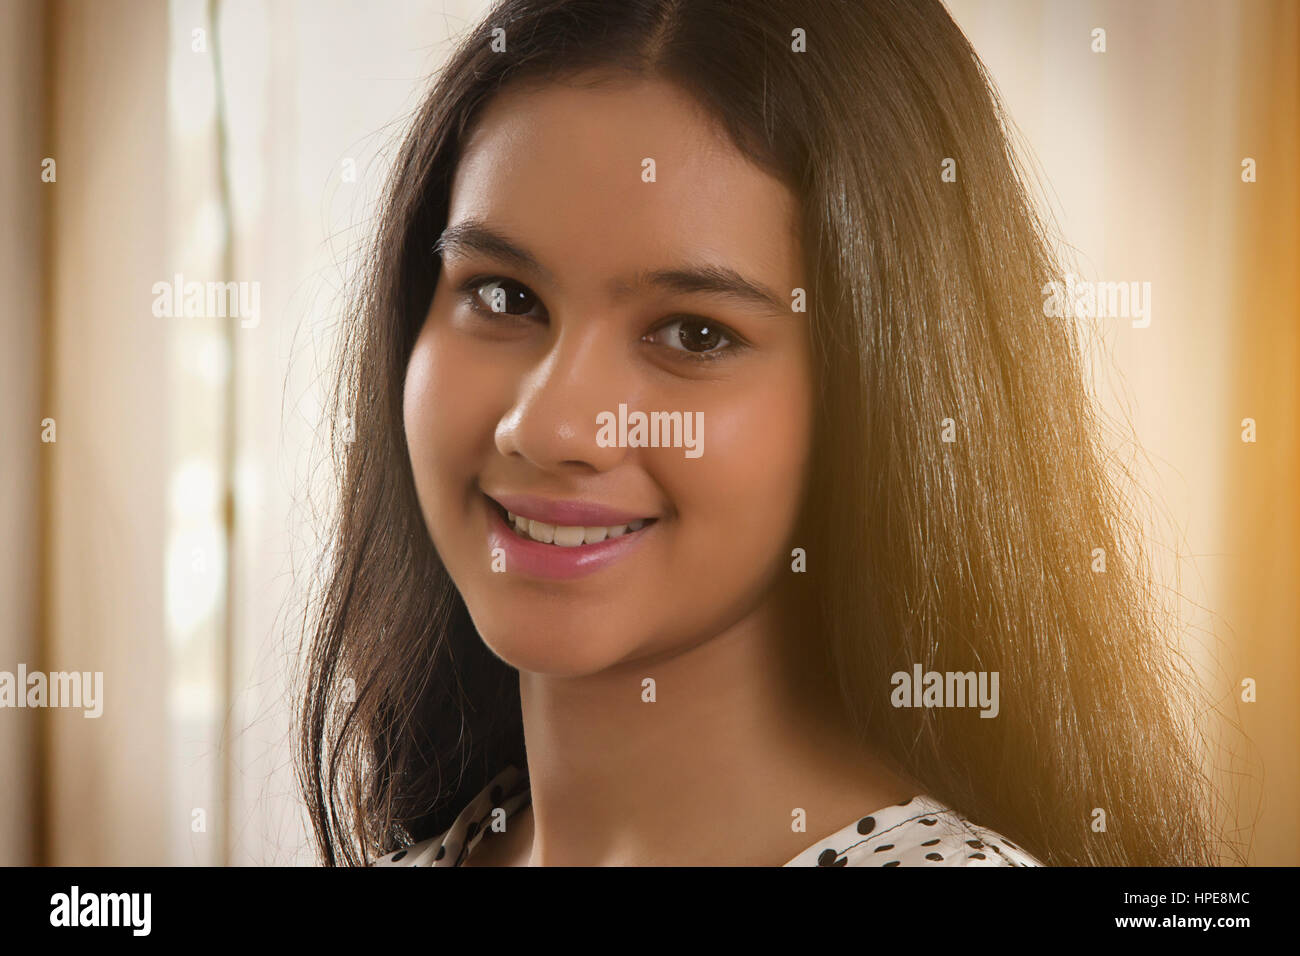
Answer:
[{"xmin": 473, "ymin": 624, "xmax": 641, "ymax": 678}]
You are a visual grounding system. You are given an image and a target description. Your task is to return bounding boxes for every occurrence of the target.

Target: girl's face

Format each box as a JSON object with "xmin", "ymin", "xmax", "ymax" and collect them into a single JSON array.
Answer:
[{"xmin": 403, "ymin": 73, "xmax": 813, "ymax": 676}]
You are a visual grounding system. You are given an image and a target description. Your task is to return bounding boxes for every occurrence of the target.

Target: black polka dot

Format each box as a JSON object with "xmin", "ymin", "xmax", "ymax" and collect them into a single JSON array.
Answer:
[
  {"xmin": 435, "ymin": 844, "xmax": 446, "ymax": 861},
  {"xmin": 990, "ymin": 845, "xmax": 1002, "ymax": 854},
  {"xmin": 391, "ymin": 849, "xmax": 407, "ymax": 862},
  {"xmin": 856, "ymin": 816, "xmax": 876, "ymax": 835},
  {"xmin": 925, "ymin": 852, "xmax": 944, "ymax": 861},
  {"xmin": 966, "ymin": 840, "xmax": 984, "ymax": 849},
  {"xmin": 921, "ymin": 838, "xmax": 940, "ymax": 846},
  {"xmin": 896, "ymin": 797, "xmax": 914, "ymax": 806},
  {"xmin": 969, "ymin": 852, "xmax": 987, "ymax": 860},
  {"xmin": 920, "ymin": 817, "xmax": 938, "ymax": 826},
  {"xmin": 882, "ymin": 860, "xmax": 900, "ymax": 867},
  {"xmin": 466, "ymin": 821, "xmax": 478, "ymax": 839},
  {"xmin": 873, "ymin": 843, "xmax": 895, "ymax": 853},
  {"xmin": 817, "ymin": 848, "xmax": 841, "ymax": 866}
]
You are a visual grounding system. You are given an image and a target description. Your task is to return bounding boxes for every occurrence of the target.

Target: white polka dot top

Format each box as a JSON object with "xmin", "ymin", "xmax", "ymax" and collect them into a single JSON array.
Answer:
[{"xmin": 371, "ymin": 765, "xmax": 1045, "ymax": 867}]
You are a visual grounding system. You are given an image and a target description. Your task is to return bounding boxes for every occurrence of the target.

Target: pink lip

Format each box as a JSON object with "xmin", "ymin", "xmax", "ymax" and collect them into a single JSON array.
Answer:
[
  {"xmin": 484, "ymin": 497, "xmax": 655, "ymax": 580},
  {"xmin": 484, "ymin": 492, "xmax": 653, "ymax": 527}
]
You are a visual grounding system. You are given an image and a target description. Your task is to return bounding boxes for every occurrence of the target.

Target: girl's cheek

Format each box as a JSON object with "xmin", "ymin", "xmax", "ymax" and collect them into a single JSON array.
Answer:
[
  {"xmin": 402, "ymin": 348, "xmax": 439, "ymax": 522},
  {"xmin": 651, "ymin": 373, "xmax": 810, "ymax": 551},
  {"xmin": 405, "ymin": 324, "xmax": 474, "ymax": 497},
  {"xmin": 407, "ymin": 325, "xmax": 483, "ymax": 450}
]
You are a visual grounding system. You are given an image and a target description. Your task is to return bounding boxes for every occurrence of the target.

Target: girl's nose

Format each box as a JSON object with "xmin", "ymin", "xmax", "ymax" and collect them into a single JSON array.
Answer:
[{"xmin": 494, "ymin": 325, "xmax": 634, "ymax": 475}]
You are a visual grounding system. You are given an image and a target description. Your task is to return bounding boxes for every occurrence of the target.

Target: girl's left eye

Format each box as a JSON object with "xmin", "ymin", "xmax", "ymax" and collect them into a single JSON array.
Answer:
[{"xmin": 643, "ymin": 317, "xmax": 743, "ymax": 359}]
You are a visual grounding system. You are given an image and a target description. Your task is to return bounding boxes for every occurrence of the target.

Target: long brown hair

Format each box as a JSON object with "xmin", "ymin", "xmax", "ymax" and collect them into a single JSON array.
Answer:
[{"xmin": 297, "ymin": 0, "xmax": 1231, "ymax": 865}]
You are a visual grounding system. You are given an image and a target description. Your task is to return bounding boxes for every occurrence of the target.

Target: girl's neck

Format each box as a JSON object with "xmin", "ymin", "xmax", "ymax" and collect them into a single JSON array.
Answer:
[{"xmin": 506, "ymin": 602, "xmax": 913, "ymax": 866}]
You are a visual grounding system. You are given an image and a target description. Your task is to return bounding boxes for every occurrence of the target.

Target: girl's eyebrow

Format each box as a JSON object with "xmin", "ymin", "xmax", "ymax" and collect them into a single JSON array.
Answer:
[
  {"xmin": 435, "ymin": 218, "xmax": 790, "ymax": 317},
  {"xmin": 617, "ymin": 264, "xmax": 789, "ymax": 317},
  {"xmin": 435, "ymin": 219, "xmax": 556, "ymax": 283}
]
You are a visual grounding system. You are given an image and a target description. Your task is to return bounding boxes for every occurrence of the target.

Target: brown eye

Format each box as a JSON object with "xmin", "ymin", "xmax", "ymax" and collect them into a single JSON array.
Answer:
[
  {"xmin": 473, "ymin": 278, "xmax": 539, "ymax": 316},
  {"xmin": 648, "ymin": 317, "xmax": 734, "ymax": 354}
]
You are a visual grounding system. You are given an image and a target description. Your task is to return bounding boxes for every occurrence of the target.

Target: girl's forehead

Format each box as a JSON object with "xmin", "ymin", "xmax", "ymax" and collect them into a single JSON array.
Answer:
[{"xmin": 448, "ymin": 76, "xmax": 804, "ymax": 293}]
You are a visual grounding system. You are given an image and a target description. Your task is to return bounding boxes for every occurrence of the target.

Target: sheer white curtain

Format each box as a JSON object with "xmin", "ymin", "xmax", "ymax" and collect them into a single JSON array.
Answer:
[{"xmin": 26, "ymin": 0, "xmax": 490, "ymax": 866}]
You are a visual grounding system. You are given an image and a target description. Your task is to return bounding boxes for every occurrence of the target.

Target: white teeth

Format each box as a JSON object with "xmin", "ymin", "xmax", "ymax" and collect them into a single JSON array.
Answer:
[
  {"xmin": 504, "ymin": 509, "xmax": 650, "ymax": 546},
  {"xmin": 552, "ymin": 525, "xmax": 586, "ymax": 547}
]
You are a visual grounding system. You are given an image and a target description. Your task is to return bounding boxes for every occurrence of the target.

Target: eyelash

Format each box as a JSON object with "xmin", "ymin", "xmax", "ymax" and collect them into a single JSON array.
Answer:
[{"xmin": 454, "ymin": 274, "xmax": 749, "ymax": 363}]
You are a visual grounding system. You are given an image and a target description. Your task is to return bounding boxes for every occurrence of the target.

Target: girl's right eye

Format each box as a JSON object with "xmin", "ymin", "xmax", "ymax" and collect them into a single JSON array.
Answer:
[{"xmin": 460, "ymin": 276, "xmax": 545, "ymax": 319}]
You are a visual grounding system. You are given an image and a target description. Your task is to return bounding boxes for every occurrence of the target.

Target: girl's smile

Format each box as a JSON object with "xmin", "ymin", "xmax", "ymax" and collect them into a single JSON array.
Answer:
[{"xmin": 482, "ymin": 489, "xmax": 661, "ymax": 580}]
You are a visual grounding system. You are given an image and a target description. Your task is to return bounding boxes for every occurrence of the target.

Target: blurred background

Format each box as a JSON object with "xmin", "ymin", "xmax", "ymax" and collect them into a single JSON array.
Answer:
[{"xmin": 0, "ymin": 0, "xmax": 1295, "ymax": 865}]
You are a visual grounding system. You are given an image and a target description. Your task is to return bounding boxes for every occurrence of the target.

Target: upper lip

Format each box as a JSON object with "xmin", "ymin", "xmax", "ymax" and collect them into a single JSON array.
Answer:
[{"xmin": 484, "ymin": 491, "xmax": 655, "ymax": 527}]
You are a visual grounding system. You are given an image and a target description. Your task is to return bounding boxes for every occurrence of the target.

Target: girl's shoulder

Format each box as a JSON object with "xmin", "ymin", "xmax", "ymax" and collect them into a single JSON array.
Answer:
[
  {"xmin": 371, "ymin": 768, "xmax": 1045, "ymax": 867},
  {"xmin": 785, "ymin": 794, "xmax": 1045, "ymax": 867},
  {"xmin": 371, "ymin": 765, "xmax": 529, "ymax": 868}
]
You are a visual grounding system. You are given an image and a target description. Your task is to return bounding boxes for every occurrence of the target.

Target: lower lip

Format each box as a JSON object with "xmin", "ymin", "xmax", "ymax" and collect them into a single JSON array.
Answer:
[{"xmin": 485, "ymin": 499, "xmax": 655, "ymax": 580}]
